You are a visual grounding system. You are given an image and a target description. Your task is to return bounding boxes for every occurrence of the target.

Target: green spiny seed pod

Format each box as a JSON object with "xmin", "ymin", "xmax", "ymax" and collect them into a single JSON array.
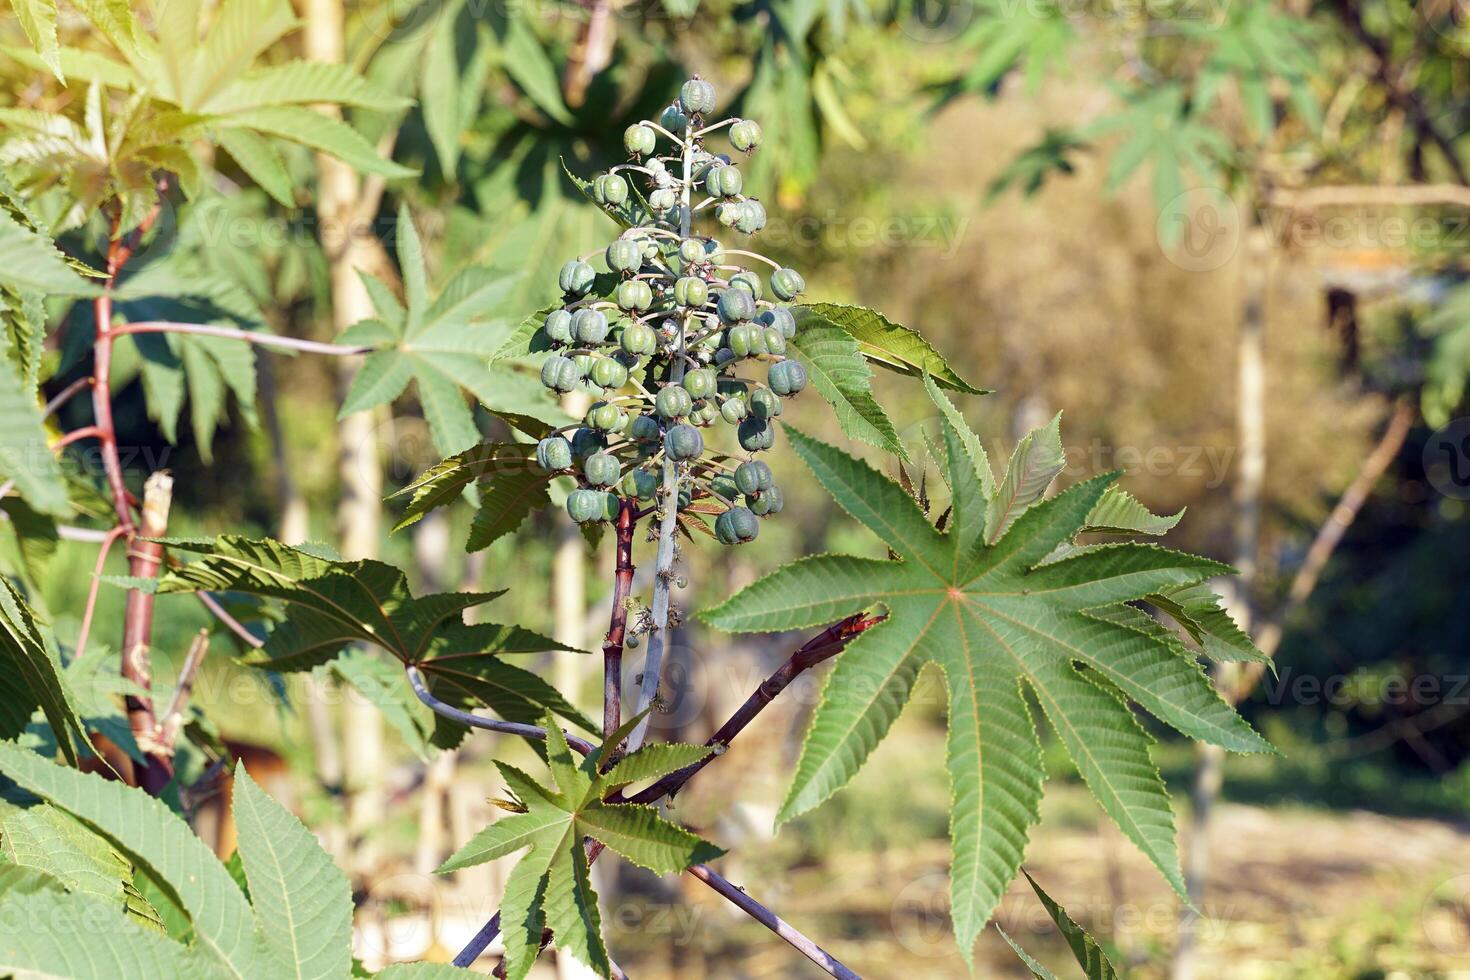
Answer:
[
  {"xmin": 607, "ymin": 239, "xmax": 643, "ymax": 273},
  {"xmin": 735, "ymin": 199, "xmax": 766, "ymax": 234},
  {"xmin": 544, "ymin": 309, "xmax": 574, "ymax": 344},
  {"xmin": 540, "ymin": 355, "xmax": 580, "ymax": 392},
  {"xmin": 749, "ymin": 386, "xmax": 782, "ymax": 419},
  {"xmin": 593, "ymin": 173, "xmax": 629, "ymax": 205},
  {"xmin": 682, "ymin": 368, "xmax": 717, "ymax": 400},
  {"xmin": 729, "ymin": 270, "xmax": 762, "ymax": 300},
  {"xmin": 655, "ymin": 385, "xmax": 693, "ymax": 419},
  {"xmin": 620, "ymin": 322, "xmax": 657, "ymax": 356},
  {"xmin": 621, "ymin": 467, "xmax": 659, "ymax": 500},
  {"xmin": 649, "ymin": 188, "xmax": 676, "ymax": 212},
  {"xmin": 734, "ymin": 460, "xmax": 773, "ymax": 495},
  {"xmin": 536, "ymin": 436, "xmax": 574, "ymax": 471},
  {"xmin": 707, "ymin": 164, "xmax": 742, "ymax": 198},
  {"xmin": 758, "ymin": 306, "xmax": 797, "ymax": 339},
  {"xmin": 559, "ymin": 260, "xmax": 596, "ymax": 295},
  {"xmin": 660, "ymin": 104, "xmax": 689, "ymax": 133},
  {"xmin": 720, "ymin": 397, "xmax": 747, "ymax": 424},
  {"xmin": 616, "ymin": 279, "xmax": 653, "ymax": 311},
  {"xmin": 679, "ymin": 77, "xmax": 716, "ymax": 115},
  {"xmin": 750, "ymin": 485, "xmax": 784, "ymax": 516},
  {"xmin": 716, "ymin": 201, "xmax": 742, "ymax": 228},
  {"xmin": 585, "ymin": 401, "xmax": 624, "ymax": 431},
  {"xmin": 771, "ymin": 267, "xmax": 805, "ymax": 301},
  {"xmin": 583, "ymin": 452, "xmax": 621, "ymax": 487},
  {"xmin": 763, "ymin": 327, "xmax": 787, "ymax": 356},
  {"xmin": 624, "ymin": 123, "xmax": 657, "ymax": 157},
  {"xmin": 589, "ymin": 357, "xmax": 629, "ymax": 390},
  {"xmin": 738, "ymin": 416, "xmax": 776, "ymax": 451},
  {"xmin": 629, "ymin": 414, "xmax": 662, "ymax": 441},
  {"xmin": 674, "ymin": 276, "xmax": 709, "ymax": 307},
  {"xmin": 568, "ymin": 488, "xmax": 618, "ymax": 524},
  {"xmin": 768, "ymin": 359, "xmax": 808, "ymax": 396},
  {"xmin": 717, "ymin": 288, "xmax": 756, "ymax": 324},
  {"xmin": 729, "ymin": 118, "xmax": 763, "ymax": 152},
  {"xmin": 679, "ymin": 238, "xmax": 706, "ymax": 265},
  {"xmin": 715, "ymin": 506, "xmax": 760, "ymax": 544},
  {"xmin": 664, "ymin": 423, "xmax": 704, "ymax": 461},
  {"xmin": 572, "ymin": 308, "xmax": 609, "ymax": 344}
]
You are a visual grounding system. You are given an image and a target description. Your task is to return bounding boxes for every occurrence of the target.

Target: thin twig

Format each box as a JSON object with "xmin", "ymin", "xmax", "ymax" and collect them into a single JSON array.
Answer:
[
  {"xmin": 686, "ymin": 863, "xmax": 861, "ymax": 980},
  {"xmin": 626, "ymin": 613, "xmax": 883, "ymax": 805},
  {"xmin": 43, "ymin": 376, "xmax": 93, "ymax": 418},
  {"xmin": 156, "ymin": 629, "xmax": 209, "ymax": 754},
  {"xmin": 74, "ymin": 525, "xmax": 127, "ymax": 661},
  {"xmin": 113, "ymin": 321, "xmax": 371, "ymax": 356},
  {"xmin": 405, "ymin": 666, "xmax": 597, "ymax": 756},
  {"xmin": 121, "ymin": 472, "xmax": 174, "ymax": 794},
  {"xmin": 603, "ymin": 498, "xmax": 637, "ymax": 745}
]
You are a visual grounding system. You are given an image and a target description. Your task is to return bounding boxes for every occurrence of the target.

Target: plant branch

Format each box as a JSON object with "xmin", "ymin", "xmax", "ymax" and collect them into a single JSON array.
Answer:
[
  {"xmin": 43, "ymin": 376, "xmax": 93, "ymax": 418},
  {"xmin": 73, "ymin": 525, "xmax": 127, "ymax": 661},
  {"xmin": 626, "ymin": 613, "xmax": 883, "ymax": 805},
  {"xmin": 603, "ymin": 498, "xmax": 637, "ymax": 744},
  {"xmin": 121, "ymin": 472, "xmax": 175, "ymax": 794},
  {"xmin": 155, "ymin": 628, "xmax": 209, "ymax": 754},
  {"xmin": 687, "ymin": 863, "xmax": 861, "ymax": 980},
  {"xmin": 113, "ymin": 321, "xmax": 371, "ymax": 356},
  {"xmin": 628, "ymin": 117, "xmax": 696, "ymax": 754},
  {"xmin": 405, "ymin": 665, "xmax": 598, "ymax": 756},
  {"xmin": 1230, "ymin": 397, "xmax": 1415, "ymax": 703}
]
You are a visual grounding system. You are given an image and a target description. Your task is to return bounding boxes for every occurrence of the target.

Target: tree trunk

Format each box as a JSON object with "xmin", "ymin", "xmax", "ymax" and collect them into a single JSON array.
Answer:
[{"xmin": 303, "ymin": 0, "xmax": 387, "ymax": 879}]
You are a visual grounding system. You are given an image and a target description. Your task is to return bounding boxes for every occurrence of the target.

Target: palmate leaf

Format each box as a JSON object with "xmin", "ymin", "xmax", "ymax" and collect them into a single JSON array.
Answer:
[
  {"xmin": 339, "ymin": 205, "xmax": 564, "ymax": 456},
  {"xmin": 438, "ymin": 718, "xmax": 720, "ymax": 980},
  {"xmin": 0, "ymin": 888, "xmax": 210, "ymax": 978},
  {"xmin": 155, "ymin": 535, "xmax": 544, "ymax": 669},
  {"xmin": 787, "ymin": 309, "xmax": 904, "ymax": 457},
  {"xmin": 4, "ymin": 0, "xmax": 62, "ymax": 80},
  {"xmin": 998, "ymin": 870, "xmax": 1120, "ymax": 980},
  {"xmin": 702, "ymin": 383, "xmax": 1270, "ymax": 965},
  {"xmin": 0, "ymin": 356, "xmax": 70, "ymax": 518}
]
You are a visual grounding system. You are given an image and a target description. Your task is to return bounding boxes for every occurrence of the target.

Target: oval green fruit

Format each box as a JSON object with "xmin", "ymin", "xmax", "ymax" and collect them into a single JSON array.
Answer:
[
  {"xmin": 583, "ymin": 452, "xmax": 621, "ymax": 488},
  {"xmin": 749, "ymin": 387, "xmax": 782, "ymax": 419},
  {"xmin": 567, "ymin": 488, "xmax": 617, "ymax": 524},
  {"xmin": 734, "ymin": 460, "xmax": 773, "ymax": 495},
  {"xmin": 624, "ymin": 123, "xmax": 656, "ymax": 156},
  {"xmin": 729, "ymin": 118, "xmax": 763, "ymax": 152},
  {"xmin": 616, "ymin": 280, "xmax": 653, "ymax": 311},
  {"xmin": 707, "ymin": 164, "xmax": 742, "ymax": 198},
  {"xmin": 572, "ymin": 308, "xmax": 610, "ymax": 344},
  {"xmin": 620, "ymin": 322, "xmax": 657, "ymax": 356},
  {"xmin": 540, "ymin": 355, "xmax": 580, "ymax": 393},
  {"xmin": 570, "ymin": 427, "xmax": 606, "ymax": 460},
  {"xmin": 768, "ymin": 359, "xmax": 807, "ymax": 396},
  {"xmin": 629, "ymin": 414, "xmax": 662, "ymax": 441},
  {"xmin": 536, "ymin": 436, "xmax": 573, "ymax": 471},
  {"xmin": 544, "ymin": 309, "xmax": 574, "ymax": 344},
  {"xmin": 559, "ymin": 260, "xmax": 596, "ymax": 295},
  {"xmin": 674, "ymin": 276, "xmax": 709, "ymax": 308},
  {"xmin": 770, "ymin": 267, "xmax": 805, "ymax": 301},
  {"xmin": 655, "ymin": 385, "xmax": 693, "ymax": 419},
  {"xmin": 720, "ymin": 398, "xmax": 747, "ymax": 424},
  {"xmin": 649, "ymin": 188, "xmax": 676, "ymax": 212},
  {"xmin": 757, "ymin": 306, "xmax": 796, "ymax": 339},
  {"xmin": 589, "ymin": 357, "xmax": 628, "ymax": 390},
  {"xmin": 714, "ymin": 506, "xmax": 760, "ymax": 544},
  {"xmin": 679, "ymin": 239, "xmax": 706, "ymax": 265},
  {"xmin": 737, "ymin": 417, "xmax": 775, "ymax": 451},
  {"xmin": 664, "ymin": 423, "xmax": 704, "ymax": 461},
  {"xmin": 593, "ymin": 173, "xmax": 628, "ymax": 205},
  {"xmin": 660, "ymin": 104, "xmax": 689, "ymax": 132},
  {"xmin": 682, "ymin": 368, "xmax": 717, "ymax": 400},
  {"xmin": 607, "ymin": 239, "xmax": 643, "ymax": 273},
  {"xmin": 585, "ymin": 401, "xmax": 624, "ymax": 431},
  {"xmin": 729, "ymin": 270, "xmax": 762, "ymax": 299},
  {"xmin": 620, "ymin": 468, "xmax": 659, "ymax": 500},
  {"xmin": 735, "ymin": 199, "xmax": 766, "ymax": 234},
  {"xmin": 750, "ymin": 485, "xmax": 784, "ymax": 516},
  {"xmin": 717, "ymin": 289, "xmax": 756, "ymax": 324},
  {"xmin": 679, "ymin": 77, "xmax": 716, "ymax": 115},
  {"xmin": 763, "ymin": 327, "xmax": 787, "ymax": 356}
]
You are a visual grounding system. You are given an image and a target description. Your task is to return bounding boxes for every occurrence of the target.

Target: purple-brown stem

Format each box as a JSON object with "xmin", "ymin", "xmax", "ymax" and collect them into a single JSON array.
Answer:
[{"xmin": 602, "ymin": 498, "xmax": 637, "ymax": 744}]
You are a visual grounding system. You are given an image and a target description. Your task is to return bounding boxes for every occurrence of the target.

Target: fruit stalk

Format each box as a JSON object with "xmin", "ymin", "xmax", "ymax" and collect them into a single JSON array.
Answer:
[{"xmin": 627, "ymin": 117, "xmax": 695, "ymax": 753}]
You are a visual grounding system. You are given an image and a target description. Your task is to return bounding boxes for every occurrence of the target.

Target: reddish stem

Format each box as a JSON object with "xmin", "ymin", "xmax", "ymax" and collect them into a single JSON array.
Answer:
[
  {"xmin": 122, "ymin": 473, "xmax": 175, "ymax": 794},
  {"xmin": 602, "ymin": 498, "xmax": 637, "ymax": 743},
  {"xmin": 73, "ymin": 525, "xmax": 127, "ymax": 661},
  {"xmin": 625, "ymin": 613, "xmax": 883, "ymax": 805},
  {"xmin": 51, "ymin": 425, "xmax": 103, "ymax": 449}
]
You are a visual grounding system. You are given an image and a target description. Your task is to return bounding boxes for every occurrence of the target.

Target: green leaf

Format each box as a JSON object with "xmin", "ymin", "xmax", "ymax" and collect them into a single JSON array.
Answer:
[
  {"xmin": 701, "ymin": 422, "xmax": 1269, "ymax": 963},
  {"xmin": 499, "ymin": 18, "xmax": 573, "ymax": 126},
  {"xmin": 466, "ymin": 470, "xmax": 555, "ymax": 552},
  {"xmin": 0, "ymin": 888, "xmax": 209, "ymax": 978},
  {"xmin": 7, "ymin": 0, "xmax": 62, "ymax": 80},
  {"xmin": 0, "ymin": 363, "xmax": 68, "ymax": 519},
  {"xmin": 339, "ymin": 206, "xmax": 563, "ymax": 455},
  {"xmin": 1083, "ymin": 485, "xmax": 1183, "ymax": 536},
  {"xmin": 329, "ymin": 649, "xmax": 434, "ymax": 758},
  {"xmin": 205, "ymin": 61, "xmax": 410, "ymax": 115},
  {"xmin": 0, "ymin": 743, "xmax": 270, "ymax": 977},
  {"xmin": 560, "ymin": 158, "xmax": 657, "ymax": 231},
  {"xmin": 999, "ymin": 871, "xmax": 1121, "ymax": 979},
  {"xmin": 796, "ymin": 302, "xmax": 983, "ymax": 393},
  {"xmin": 0, "ymin": 580, "xmax": 86, "ymax": 763},
  {"xmin": 439, "ymin": 719, "xmax": 722, "ymax": 980},
  {"xmin": 216, "ymin": 127, "xmax": 294, "ymax": 207},
  {"xmin": 987, "ymin": 413, "xmax": 1064, "ymax": 543},
  {"xmin": 223, "ymin": 107, "xmax": 417, "ymax": 179},
  {"xmin": 153, "ymin": 535, "xmax": 513, "ymax": 670},
  {"xmin": 1147, "ymin": 581, "xmax": 1268, "ymax": 665},
  {"xmin": 786, "ymin": 311, "xmax": 903, "ymax": 457},
  {"xmin": 233, "ymin": 766, "xmax": 353, "ymax": 980},
  {"xmin": 0, "ymin": 213, "xmax": 96, "ymax": 296},
  {"xmin": 389, "ymin": 443, "xmax": 542, "ymax": 532}
]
